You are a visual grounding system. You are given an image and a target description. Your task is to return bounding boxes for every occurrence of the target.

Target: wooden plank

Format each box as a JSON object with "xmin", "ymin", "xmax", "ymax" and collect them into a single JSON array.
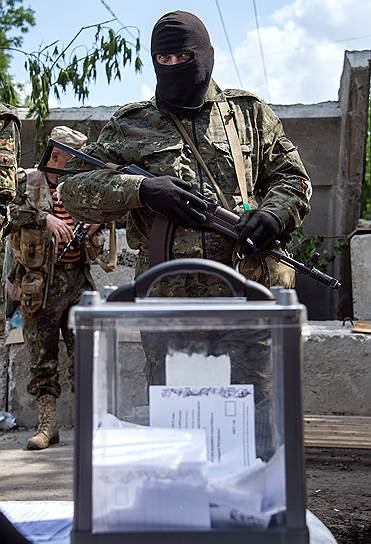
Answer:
[{"xmin": 303, "ymin": 415, "xmax": 371, "ymax": 449}]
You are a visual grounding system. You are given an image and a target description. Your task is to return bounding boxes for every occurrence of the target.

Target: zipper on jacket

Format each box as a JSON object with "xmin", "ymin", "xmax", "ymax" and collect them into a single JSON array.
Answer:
[{"xmin": 191, "ymin": 117, "xmax": 207, "ymax": 260}]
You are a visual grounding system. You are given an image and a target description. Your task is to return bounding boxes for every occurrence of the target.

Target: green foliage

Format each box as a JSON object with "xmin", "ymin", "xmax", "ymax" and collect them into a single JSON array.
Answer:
[
  {"xmin": 290, "ymin": 226, "xmax": 348, "ymax": 272},
  {"xmin": 0, "ymin": 72, "xmax": 18, "ymax": 104},
  {"xmin": 23, "ymin": 19, "xmax": 142, "ymax": 141},
  {"xmin": 362, "ymin": 96, "xmax": 371, "ymax": 219},
  {"xmin": 334, "ymin": 237, "xmax": 349, "ymax": 256},
  {"xmin": 0, "ymin": 0, "xmax": 35, "ymax": 104},
  {"xmin": 1, "ymin": 11, "xmax": 142, "ymax": 152},
  {"xmin": 291, "ymin": 228, "xmax": 349, "ymax": 272}
]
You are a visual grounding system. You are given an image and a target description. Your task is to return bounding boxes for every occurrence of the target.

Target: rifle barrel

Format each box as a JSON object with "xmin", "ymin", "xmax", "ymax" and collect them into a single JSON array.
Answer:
[{"xmin": 265, "ymin": 247, "xmax": 341, "ymax": 289}]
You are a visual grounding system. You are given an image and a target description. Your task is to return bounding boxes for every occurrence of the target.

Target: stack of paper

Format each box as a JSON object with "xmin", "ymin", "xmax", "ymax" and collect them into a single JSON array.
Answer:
[{"xmin": 92, "ymin": 426, "xmax": 210, "ymax": 532}]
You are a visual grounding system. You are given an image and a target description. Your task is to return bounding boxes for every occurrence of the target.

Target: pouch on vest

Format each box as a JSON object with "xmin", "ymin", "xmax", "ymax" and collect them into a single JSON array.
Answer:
[
  {"xmin": 20, "ymin": 271, "xmax": 44, "ymax": 317},
  {"xmin": 19, "ymin": 228, "xmax": 48, "ymax": 269},
  {"xmin": 10, "ymin": 231, "xmax": 21, "ymax": 262}
]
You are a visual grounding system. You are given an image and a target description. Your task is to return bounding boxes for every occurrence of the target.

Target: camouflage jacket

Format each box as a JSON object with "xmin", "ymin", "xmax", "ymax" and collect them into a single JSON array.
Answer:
[
  {"xmin": 0, "ymin": 103, "xmax": 21, "ymax": 240},
  {"xmin": 5, "ymin": 169, "xmax": 95, "ymax": 292},
  {"xmin": 9, "ymin": 168, "xmax": 53, "ymax": 232},
  {"xmin": 61, "ymin": 81, "xmax": 312, "ymax": 292}
]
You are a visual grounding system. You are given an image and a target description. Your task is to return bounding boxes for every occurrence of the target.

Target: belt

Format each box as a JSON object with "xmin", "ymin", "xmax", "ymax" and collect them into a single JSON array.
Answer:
[{"xmin": 54, "ymin": 261, "xmax": 82, "ymax": 270}]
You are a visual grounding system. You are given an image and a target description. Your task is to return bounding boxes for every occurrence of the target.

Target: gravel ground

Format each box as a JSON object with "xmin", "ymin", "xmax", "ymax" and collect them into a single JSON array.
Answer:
[{"xmin": 0, "ymin": 430, "xmax": 370, "ymax": 543}]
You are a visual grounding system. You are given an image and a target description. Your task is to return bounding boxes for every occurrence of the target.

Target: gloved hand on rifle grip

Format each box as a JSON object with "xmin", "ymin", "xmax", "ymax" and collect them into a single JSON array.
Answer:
[
  {"xmin": 139, "ymin": 176, "xmax": 207, "ymax": 228},
  {"xmin": 236, "ymin": 209, "xmax": 281, "ymax": 253}
]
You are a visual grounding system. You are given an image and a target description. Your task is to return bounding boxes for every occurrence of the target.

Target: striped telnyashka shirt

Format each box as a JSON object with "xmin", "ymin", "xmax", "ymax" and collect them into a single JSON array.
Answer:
[{"xmin": 50, "ymin": 185, "xmax": 81, "ymax": 263}]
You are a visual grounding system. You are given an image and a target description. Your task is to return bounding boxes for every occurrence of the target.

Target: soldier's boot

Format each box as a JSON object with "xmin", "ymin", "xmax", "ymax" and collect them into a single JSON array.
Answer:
[{"xmin": 26, "ymin": 394, "xmax": 59, "ymax": 450}]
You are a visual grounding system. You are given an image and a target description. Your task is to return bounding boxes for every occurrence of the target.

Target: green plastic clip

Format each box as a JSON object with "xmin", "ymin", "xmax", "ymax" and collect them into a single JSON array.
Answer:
[{"xmin": 243, "ymin": 202, "xmax": 250, "ymax": 211}]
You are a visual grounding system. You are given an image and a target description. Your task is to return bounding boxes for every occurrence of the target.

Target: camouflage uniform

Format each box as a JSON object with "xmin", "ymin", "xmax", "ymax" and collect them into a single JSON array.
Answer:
[
  {"xmin": 8, "ymin": 167, "xmax": 92, "ymax": 399},
  {"xmin": 61, "ymin": 80, "xmax": 312, "ymax": 294},
  {"xmin": 0, "ymin": 103, "xmax": 20, "ymax": 329},
  {"xmin": 61, "ymin": 82, "xmax": 311, "ymax": 449},
  {"xmin": 0, "ymin": 103, "xmax": 20, "ymax": 238}
]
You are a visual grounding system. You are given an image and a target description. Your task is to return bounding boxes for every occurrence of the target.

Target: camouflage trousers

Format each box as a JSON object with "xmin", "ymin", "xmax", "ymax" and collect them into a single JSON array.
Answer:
[{"xmin": 23, "ymin": 264, "xmax": 91, "ymax": 399}]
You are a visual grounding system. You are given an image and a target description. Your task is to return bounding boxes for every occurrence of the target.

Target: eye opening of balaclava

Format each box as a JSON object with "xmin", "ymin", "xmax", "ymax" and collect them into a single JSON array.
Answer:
[{"xmin": 151, "ymin": 10, "xmax": 214, "ymax": 116}]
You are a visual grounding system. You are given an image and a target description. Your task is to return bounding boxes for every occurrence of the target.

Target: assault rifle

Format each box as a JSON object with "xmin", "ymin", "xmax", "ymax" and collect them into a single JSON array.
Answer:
[
  {"xmin": 39, "ymin": 138, "xmax": 341, "ymax": 289},
  {"xmin": 57, "ymin": 222, "xmax": 88, "ymax": 261}
]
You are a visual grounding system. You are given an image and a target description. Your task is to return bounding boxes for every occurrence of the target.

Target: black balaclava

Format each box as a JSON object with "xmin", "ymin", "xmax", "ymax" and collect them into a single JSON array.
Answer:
[{"xmin": 151, "ymin": 11, "xmax": 214, "ymax": 116}]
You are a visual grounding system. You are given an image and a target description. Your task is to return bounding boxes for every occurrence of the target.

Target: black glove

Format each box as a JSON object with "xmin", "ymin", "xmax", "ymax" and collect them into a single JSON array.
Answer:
[
  {"xmin": 139, "ymin": 176, "xmax": 207, "ymax": 228},
  {"xmin": 236, "ymin": 209, "xmax": 281, "ymax": 253}
]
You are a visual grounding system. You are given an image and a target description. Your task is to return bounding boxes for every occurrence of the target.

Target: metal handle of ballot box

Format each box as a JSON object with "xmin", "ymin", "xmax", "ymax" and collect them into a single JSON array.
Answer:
[{"xmin": 107, "ymin": 258, "xmax": 274, "ymax": 302}]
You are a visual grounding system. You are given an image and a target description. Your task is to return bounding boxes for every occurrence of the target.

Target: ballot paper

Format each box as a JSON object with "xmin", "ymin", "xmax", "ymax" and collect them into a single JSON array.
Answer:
[
  {"xmin": 150, "ymin": 385, "xmax": 256, "ymax": 479},
  {"xmin": 208, "ymin": 445, "xmax": 286, "ymax": 528},
  {"xmin": 0, "ymin": 501, "xmax": 73, "ymax": 543},
  {"xmin": 166, "ymin": 351, "xmax": 231, "ymax": 386},
  {"xmin": 92, "ymin": 426, "xmax": 210, "ymax": 532}
]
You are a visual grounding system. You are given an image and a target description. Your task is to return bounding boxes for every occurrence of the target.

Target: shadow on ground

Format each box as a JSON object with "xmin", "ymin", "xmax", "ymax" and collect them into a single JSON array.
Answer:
[{"xmin": 0, "ymin": 429, "xmax": 73, "ymax": 501}]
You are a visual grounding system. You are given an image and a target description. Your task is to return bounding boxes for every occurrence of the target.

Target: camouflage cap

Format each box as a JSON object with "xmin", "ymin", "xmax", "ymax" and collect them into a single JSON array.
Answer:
[{"xmin": 50, "ymin": 125, "xmax": 87, "ymax": 148}]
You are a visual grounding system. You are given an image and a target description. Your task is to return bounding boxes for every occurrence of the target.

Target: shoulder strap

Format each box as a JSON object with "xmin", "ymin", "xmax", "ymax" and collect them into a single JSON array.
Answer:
[
  {"xmin": 217, "ymin": 101, "xmax": 250, "ymax": 210},
  {"xmin": 169, "ymin": 113, "xmax": 232, "ymax": 211},
  {"xmin": 96, "ymin": 222, "xmax": 117, "ymax": 273}
]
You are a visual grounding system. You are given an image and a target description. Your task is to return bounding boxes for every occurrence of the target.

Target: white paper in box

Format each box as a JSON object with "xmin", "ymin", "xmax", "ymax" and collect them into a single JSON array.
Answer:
[{"xmin": 92, "ymin": 426, "xmax": 210, "ymax": 532}]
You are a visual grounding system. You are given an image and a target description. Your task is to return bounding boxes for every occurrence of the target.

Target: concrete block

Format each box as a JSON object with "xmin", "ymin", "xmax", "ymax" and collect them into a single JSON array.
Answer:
[
  {"xmin": 116, "ymin": 341, "xmax": 147, "ymax": 420},
  {"xmin": 350, "ymin": 234, "xmax": 371, "ymax": 319},
  {"xmin": 303, "ymin": 321, "xmax": 371, "ymax": 416},
  {"xmin": 113, "ymin": 321, "xmax": 371, "ymax": 419}
]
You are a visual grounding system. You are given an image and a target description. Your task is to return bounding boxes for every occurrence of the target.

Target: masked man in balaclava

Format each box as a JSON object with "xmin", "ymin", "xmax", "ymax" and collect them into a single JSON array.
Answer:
[
  {"xmin": 60, "ymin": 11, "xmax": 311, "ymax": 450},
  {"xmin": 62, "ymin": 9, "xmax": 311, "ymax": 285}
]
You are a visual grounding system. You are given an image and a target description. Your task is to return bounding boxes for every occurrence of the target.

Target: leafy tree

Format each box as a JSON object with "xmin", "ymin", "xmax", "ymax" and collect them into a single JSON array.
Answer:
[
  {"xmin": 0, "ymin": 0, "xmax": 35, "ymax": 104},
  {"xmin": 24, "ymin": 19, "xmax": 142, "ymax": 138},
  {"xmin": 1, "ymin": 3, "xmax": 143, "ymax": 150}
]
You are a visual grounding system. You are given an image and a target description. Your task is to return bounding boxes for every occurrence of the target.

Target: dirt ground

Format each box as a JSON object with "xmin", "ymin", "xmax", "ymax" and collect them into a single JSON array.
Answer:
[
  {"xmin": 306, "ymin": 448, "xmax": 371, "ymax": 544},
  {"xmin": 0, "ymin": 429, "xmax": 370, "ymax": 543}
]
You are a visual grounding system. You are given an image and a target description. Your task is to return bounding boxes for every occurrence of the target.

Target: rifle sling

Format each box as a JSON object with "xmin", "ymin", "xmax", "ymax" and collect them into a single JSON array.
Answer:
[
  {"xmin": 169, "ymin": 113, "xmax": 232, "ymax": 211},
  {"xmin": 150, "ymin": 107, "xmax": 248, "ymax": 266},
  {"xmin": 96, "ymin": 222, "xmax": 117, "ymax": 272},
  {"xmin": 216, "ymin": 101, "xmax": 251, "ymax": 207},
  {"xmin": 149, "ymin": 214, "xmax": 175, "ymax": 266}
]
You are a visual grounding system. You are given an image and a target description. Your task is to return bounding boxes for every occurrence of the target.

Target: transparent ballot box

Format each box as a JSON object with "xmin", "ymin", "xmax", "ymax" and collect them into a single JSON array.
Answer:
[{"xmin": 70, "ymin": 259, "xmax": 308, "ymax": 544}]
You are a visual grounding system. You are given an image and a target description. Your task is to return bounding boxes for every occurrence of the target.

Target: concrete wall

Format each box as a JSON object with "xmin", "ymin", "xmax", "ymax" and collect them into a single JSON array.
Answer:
[
  {"xmin": 1, "ymin": 229, "xmax": 369, "ymax": 426},
  {"xmin": 15, "ymin": 51, "xmax": 371, "ymax": 320},
  {"xmin": 2, "ymin": 316, "xmax": 370, "ymax": 428},
  {"xmin": 350, "ymin": 233, "xmax": 371, "ymax": 319}
]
